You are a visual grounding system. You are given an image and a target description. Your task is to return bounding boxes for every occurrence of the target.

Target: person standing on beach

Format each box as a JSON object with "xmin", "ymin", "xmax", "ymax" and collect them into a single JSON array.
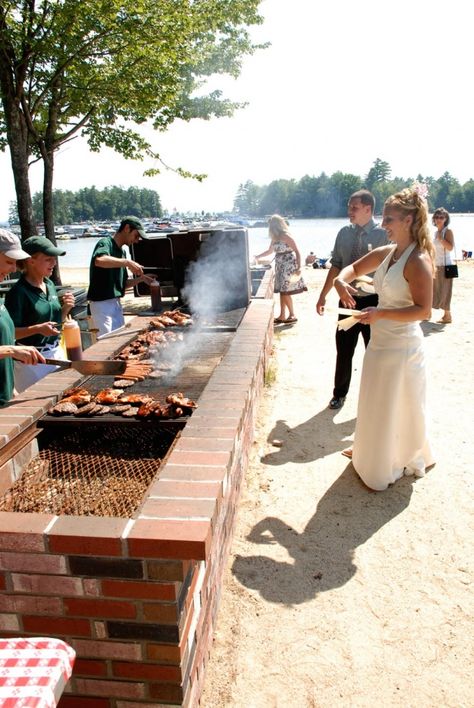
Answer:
[
  {"xmin": 255, "ymin": 214, "xmax": 307, "ymax": 324},
  {"xmin": 87, "ymin": 216, "xmax": 154, "ymax": 336},
  {"xmin": 316, "ymin": 190, "xmax": 388, "ymax": 409},
  {"xmin": 432, "ymin": 207, "xmax": 455, "ymax": 324}
]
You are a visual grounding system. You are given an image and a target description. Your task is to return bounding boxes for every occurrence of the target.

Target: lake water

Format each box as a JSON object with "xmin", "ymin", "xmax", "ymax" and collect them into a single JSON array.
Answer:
[{"xmin": 59, "ymin": 215, "xmax": 474, "ymax": 269}]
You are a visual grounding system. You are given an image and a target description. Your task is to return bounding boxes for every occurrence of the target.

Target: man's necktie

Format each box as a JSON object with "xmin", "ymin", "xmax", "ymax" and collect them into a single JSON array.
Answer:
[{"xmin": 350, "ymin": 228, "xmax": 366, "ymax": 263}]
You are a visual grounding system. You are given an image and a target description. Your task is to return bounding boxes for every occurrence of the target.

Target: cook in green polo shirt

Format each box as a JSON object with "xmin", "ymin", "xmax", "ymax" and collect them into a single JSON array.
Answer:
[
  {"xmin": 4, "ymin": 235, "xmax": 75, "ymax": 394},
  {"xmin": 0, "ymin": 300, "xmax": 16, "ymax": 406},
  {"xmin": 0, "ymin": 229, "xmax": 45, "ymax": 405},
  {"xmin": 87, "ymin": 216, "xmax": 153, "ymax": 336}
]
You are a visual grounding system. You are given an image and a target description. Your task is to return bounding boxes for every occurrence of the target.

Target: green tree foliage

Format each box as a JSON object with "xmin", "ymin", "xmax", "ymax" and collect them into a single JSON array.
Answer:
[
  {"xmin": 0, "ymin": 0, "xmax": 265, "ymax": 241},
  {"xmin": 233, "ymin": 180, "xmax": 263, "ymax": 216},
  {"xmin": 234, "ymin": 160, "xmax": 474, "ymax": 218},
  {"xmin": 365, "ymin": 158, "xmax": 391, "ymax": 189},
  {"xmin": 29, "ymin": 186, "xmax": 162, "ymax": 225}
]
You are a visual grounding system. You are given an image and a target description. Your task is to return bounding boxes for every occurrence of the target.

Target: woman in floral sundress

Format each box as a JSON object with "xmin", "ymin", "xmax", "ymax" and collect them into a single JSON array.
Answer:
[{"xmin": 255, "ymin": 214, "xmax": 307, "ymax": 324}]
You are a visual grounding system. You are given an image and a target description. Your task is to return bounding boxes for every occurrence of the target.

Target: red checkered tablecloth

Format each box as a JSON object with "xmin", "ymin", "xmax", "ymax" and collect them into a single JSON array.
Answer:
[{"xmin": 0, "ymin": 638, "xmax": 75, "ymax": 707}]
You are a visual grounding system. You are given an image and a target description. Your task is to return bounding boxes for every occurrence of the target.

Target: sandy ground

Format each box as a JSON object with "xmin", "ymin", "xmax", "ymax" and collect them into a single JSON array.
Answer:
[{"xmin": 199, "ymin": 263, "xmax": 474, "ymax": 708}]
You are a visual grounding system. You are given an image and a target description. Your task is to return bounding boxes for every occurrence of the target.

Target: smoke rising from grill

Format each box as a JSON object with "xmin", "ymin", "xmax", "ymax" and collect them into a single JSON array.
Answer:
[
  {"xmin": 149, "ymin": 326, "xmax": 206, "ymax": 385},
  {"xmin": 182, "ymin": 230, "xmax": 250, "ymax": 318},
  {"xmin": 151, "ymin": 229, "xmax": 251, "ymax": 380}
]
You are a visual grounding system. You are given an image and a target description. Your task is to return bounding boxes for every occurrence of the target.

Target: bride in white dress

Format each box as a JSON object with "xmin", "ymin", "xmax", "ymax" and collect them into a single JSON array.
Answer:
[{"xmin": 333, "ymin": 187, "xmax": 435, "ymax": 491}]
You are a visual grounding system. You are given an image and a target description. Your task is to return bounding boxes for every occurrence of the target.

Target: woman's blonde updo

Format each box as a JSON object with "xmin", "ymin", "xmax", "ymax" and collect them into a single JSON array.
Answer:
[
  {"xmin": 268, "ymin": 214, "xmax": 290, "ymax": 241},
  {"xmin": 384, "ymin": 188, "xmax": 435, "ymax": 269}
]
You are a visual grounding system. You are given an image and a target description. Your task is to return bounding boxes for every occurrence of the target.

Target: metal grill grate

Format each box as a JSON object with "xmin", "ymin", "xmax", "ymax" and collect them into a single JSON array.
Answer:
[{"xmin": 0, "ymin": 426, "xmax": 177, "ymax": 518}]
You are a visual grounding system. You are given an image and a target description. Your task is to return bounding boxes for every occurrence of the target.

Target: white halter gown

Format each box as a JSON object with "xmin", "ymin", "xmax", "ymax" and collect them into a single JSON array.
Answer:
[{"xmin": 352, "ymin": 244, "xmax": 434, "ymax": 490}]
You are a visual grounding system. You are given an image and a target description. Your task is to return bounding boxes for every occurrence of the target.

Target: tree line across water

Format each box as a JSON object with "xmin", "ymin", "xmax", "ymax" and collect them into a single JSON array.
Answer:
[
  {"xmin": 233, "ymin": 160, "xmax": 474, "ymax": 218},
  {"xmin": 25, "ymin": 186, "xmax": 163, "ymax": 226},
  {"xmin": 11, "ymin": 160, "xmax": 474, "ymax": 226}
]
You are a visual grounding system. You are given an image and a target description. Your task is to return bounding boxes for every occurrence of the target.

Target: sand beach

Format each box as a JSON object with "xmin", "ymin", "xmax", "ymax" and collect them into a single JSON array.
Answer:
[{"xmin": 200, "ymin": 262, "xmax": 473, "ymax": 707}]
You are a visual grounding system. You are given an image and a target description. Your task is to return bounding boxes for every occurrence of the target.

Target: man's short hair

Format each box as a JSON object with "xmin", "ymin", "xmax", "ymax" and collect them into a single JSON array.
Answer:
[{"xmin": 350, "ymin": 189, "xmax": 375, "ymax": 212}]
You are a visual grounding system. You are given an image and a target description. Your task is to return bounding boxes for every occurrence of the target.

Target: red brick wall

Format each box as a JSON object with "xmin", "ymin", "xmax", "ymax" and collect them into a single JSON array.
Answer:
[{"xmin": 0, "ymin": 298, "xmax": 274, "ymax": 706}]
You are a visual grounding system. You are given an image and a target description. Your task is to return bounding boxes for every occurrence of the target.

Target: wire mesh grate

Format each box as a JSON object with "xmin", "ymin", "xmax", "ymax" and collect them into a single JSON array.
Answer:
[{"xmin": 0, "ymin": 426, "xmax": 177, "ymax": 518}]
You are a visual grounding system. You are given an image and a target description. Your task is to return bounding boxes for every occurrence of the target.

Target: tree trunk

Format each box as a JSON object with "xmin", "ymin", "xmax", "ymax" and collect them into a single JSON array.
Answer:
[
  {"xmin": 42, "ymin": 154, "xmax": 56, "ymax": 242},
  {"xmin": 1, "ymin": 98, "xmax": 37, "ymax": 238},
  {"xmin": 42, "ymin": 152, "xmax": 62, "ymax": 285}
]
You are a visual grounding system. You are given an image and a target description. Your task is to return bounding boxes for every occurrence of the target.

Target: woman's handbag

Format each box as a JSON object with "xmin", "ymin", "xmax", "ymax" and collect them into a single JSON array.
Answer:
[
  {"xmin": 443, "ymin": 232, "xmax": 458, "ymax": 278},
  {"xmin": 444, "ymin": 264, "xmax": 458, "ymax": 278}
]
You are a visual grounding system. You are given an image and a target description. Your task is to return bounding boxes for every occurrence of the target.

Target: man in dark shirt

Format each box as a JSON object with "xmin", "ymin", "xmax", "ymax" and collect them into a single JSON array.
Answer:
[
  {"xmin": 316, "ymin": 190, "xmax": 389, "ymax": 409},
  {"xmin": 87, "ymin": 216, "xmax": 153, "ymax": 336}
]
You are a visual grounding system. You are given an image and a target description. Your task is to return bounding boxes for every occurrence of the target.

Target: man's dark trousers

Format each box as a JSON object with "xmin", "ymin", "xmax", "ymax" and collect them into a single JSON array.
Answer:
[{"xmin": 333, "ymin": 293, "xmax": 379, "ymax": 399}]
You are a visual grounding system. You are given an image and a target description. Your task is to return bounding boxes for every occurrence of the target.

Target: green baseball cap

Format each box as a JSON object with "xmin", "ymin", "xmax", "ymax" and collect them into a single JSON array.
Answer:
[
  {"xmin": 22, "ymin": 236, "xmax": 66, "ymax": 257},
  {"xmin": 120, "ymin": 216, "xmax": 149, "ymax": 239}
]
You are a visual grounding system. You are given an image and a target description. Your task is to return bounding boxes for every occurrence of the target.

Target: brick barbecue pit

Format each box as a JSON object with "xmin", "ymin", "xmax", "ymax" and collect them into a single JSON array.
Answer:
[{"xmin": 0, "ymin": 267, "xmax": 274, "ymax": 706}]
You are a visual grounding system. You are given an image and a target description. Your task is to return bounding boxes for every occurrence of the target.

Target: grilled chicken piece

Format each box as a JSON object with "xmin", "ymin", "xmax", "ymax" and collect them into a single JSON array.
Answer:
[
  {"xmin": 150, "ymin": 315, "xmax": 177, "ymax": 327},
  {"xmin": 49, "ymin": 401, "xmax": 78, "ymax": 415},
  {"xmin": 136, "ymin": 400, "xmax": 158, "ymax": 417},
  {"xmin": 94, "ymin": 388, "xmax": 123, "ymax": 404},
  {"xmin": 162, "ymin": 310, "xmax": 193, "ymax": 326},
  {"xmin": 162, "ymin": 310, "xmax": 191, "ymax": 319},
  {"xmin": 150, "ymin": 401, "xmax": 164, "ymax": 417},
  {"xmin": 62, "ymin": 386, "xmax": 89, "ymax": 398},
  {"xmin": 175, "ymin": 316, "xmax": 192, "ymax": 326},
  {"xmin": 122, "ymin": 407, "xmax": 138, "ymax": 417},
  {"xmin": 117, "ymin": 394, "xmax": 153, "ymax": 405},
  {"xmin": 160, "ymin": 403, "xmax": 185, "ymax": 419},
  {"xmin": 149, "ymin": 318, "xmax": 165, "ymax": 329},
  {"xmin": 60, "ymin": 393, "xmax": 92, "ymax": 406},
  {"xmin": 166, "ymin": 392, "xmax": 197, "ymax": 409}
]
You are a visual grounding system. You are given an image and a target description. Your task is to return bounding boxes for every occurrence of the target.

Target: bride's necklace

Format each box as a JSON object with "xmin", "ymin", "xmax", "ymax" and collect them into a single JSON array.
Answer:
[{"xmin": 392, "ymin": 243, "xmax": 411, "ymax": 263}]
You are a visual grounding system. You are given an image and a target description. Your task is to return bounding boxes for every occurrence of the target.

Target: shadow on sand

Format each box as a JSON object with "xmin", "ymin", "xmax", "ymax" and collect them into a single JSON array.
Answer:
[
  {"xmin": 420, "ymin": 320, "xmax": 449, "ymax": 337},
  {"xmin": 261, "ymin": 408, "xmax": 356, "ymax": 466},
  {"xmin": 232, "ymin": 464, "xmax": 415, "ymax": 605}
]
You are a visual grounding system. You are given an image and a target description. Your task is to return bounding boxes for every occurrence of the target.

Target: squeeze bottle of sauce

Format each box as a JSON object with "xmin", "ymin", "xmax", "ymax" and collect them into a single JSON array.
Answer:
[
  {"xmin": 149, "ymin": 279, "xmax": 162, "ymax": 312},
  {"xmin": 63, "ymin": 317, "xmax": 83, "ymax": 360}
]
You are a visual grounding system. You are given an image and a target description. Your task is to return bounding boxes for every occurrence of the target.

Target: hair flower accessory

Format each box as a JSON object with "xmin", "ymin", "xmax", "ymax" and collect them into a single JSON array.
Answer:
[{"xmin": 412, "ymin": 181, "xmax": 429, "ymax": 201}]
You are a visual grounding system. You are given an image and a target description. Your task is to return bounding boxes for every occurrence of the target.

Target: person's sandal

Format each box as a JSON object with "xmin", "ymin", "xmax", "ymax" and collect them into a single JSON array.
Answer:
[
  {"xmin": 341, "ymin": 448, "xmax": 353, "ymax": 459},
  {"xmin": 285, "ymin": 316, "xmax": 298, "ymax": 323}
]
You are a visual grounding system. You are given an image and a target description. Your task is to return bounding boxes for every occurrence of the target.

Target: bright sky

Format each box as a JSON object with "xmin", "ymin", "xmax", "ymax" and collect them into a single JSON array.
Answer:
[{"xmin": 1, "ymin": 0, "xmax": 472, "ymax": 222}]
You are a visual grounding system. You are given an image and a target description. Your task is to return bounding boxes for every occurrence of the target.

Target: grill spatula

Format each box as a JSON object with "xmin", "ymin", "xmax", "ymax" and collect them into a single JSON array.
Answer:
[{"xmin": 43, "ymin": 358, "xmax": 127, "ymax": 376}]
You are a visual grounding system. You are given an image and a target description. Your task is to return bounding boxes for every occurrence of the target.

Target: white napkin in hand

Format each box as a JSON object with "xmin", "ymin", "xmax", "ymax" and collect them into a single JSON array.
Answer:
[{"xmin": 337, "ymin": 308, "xmax": 362, "ymax": 331}]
